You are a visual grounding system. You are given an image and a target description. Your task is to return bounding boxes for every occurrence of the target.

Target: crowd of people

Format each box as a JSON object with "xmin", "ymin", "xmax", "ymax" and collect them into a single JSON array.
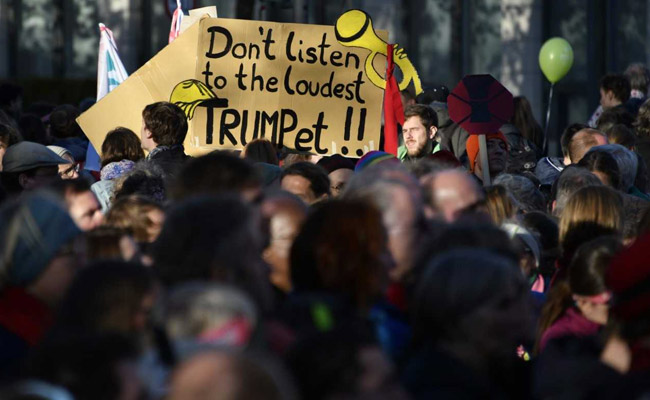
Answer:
[{"xmin": 0, "ymin": 64, "xmax": 650, "ymax": 399}]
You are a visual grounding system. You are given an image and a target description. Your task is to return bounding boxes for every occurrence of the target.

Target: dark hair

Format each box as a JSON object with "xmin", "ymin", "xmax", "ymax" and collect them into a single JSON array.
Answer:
[
  {"xmin": 535, "ymin": 236, "xmax": 621, "ymax": 351},
  {"xmin": 560, "ymin": 123, "xmax": 589, "ymax": 157},
  {"xmin": 512, "ymin": 96, "xmax": 543, "ymax": 149},
  {"xmin": 403, "ymin": 104, "xmax": 438, "ymax": 130},
  {"xmin": 48, "ymin": 178, "xmax": 92, "ymax": 200},
  {"xmin": 53, "ymin": 260, "xmax": 153, "ymax": 335},
  {"xmin": 578, "ymin": 149, "xmax": 622, "ymax": 190},
  {"xmin": 605, "ymin": 124, "xmax": 636, "ymax": 149},
  {"xmin": 100, "ymin": 127, "xmax": 145, "ymax": 167},
  {"xmin": 290, "ymin": 200, "xmax": 388, "ymax": 310},
  {"xmin": 49, "ymin": 104, "xmax": 83, "ymax": 139},
  {"xmin": 600, "ymin": 74, "xmax": 631, "ymax": 104},
  {"xmin": 244, "ymin": 139, "xmax": 279, "ymax": 165},
  {"xmin": 0, "ymin": 82, "xmax": 23, "ymax": 109},
  {"xmin": 142, "ymin": 101, "xmax": 188, "ymax": 146},
  {"xmin": 624, "ymin": 63, "xmax": 650, "ymax": 92},
  {"xmin": 18, "ymin": 114, "xmax": 48, "ymax": 145},
  {"xmin": 170, "ymin": 151, "xmax": 261, "ymax": 201},
  {"xmin": 597, "ymin": 107, "xmax": 634, "ymax": 131},
  {"xmin": 411, "ymin": 249, "xmax": 529, "ymax": 364},
  {"xmin": 151, "ymin": 195, "xmax": 272, "ymax": 309},
  {"xmin": 23, "ymin": 331, "xmax": 140, "ymax": 400},
  {"xmin": 0, "ymin": 123, "xmax": 22, "ymax": 148},
  {"xmin": 113, "ymin": 162, "xmax": 166, "ymax": 203},
  {"xmin": 281, "ymin": 162, "xmax": 330, "ymax": 198},
  {"xmin": 521, "ymin": 211, "xmax": 559, "ymax": 277},
  {"xmin": 551, "ymin": 165, "xmax": 602, "ymax": 216}
]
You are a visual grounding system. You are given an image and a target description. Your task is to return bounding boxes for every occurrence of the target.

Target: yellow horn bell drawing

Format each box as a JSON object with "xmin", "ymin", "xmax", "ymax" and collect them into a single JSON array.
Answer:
[
  {"xmin": 170, "ymin": 79, "xmax": 216, "ymax": 120},
  {"xmin": 335, "ymin": 9, "xmax": 423, "ymax": 95}
]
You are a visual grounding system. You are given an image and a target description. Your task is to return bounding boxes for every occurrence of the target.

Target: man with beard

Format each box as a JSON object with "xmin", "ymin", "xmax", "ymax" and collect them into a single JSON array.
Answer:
[
  {"xmin": 399, "ymin": 105, "xmax": 439, "ymax": 162},
  {"xmin": 466, "ymin": 132, "xmax": 508, "ymax": 184}
]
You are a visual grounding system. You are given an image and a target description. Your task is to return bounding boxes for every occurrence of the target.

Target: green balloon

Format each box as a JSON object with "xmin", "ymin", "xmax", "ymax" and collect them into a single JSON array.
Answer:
[{"xmin": 539, "ymin": 37, "xmax": 574, "ymax": 83}]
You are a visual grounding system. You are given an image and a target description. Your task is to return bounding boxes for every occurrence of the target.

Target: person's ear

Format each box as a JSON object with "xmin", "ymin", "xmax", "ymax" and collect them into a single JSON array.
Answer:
[
  {"xmin": 429, "ymin": 126, "xmax": 438, "ymax": 140},
  {"xmin": 18, "ymin": 173, "xmax": 32, "ymax": 189}
]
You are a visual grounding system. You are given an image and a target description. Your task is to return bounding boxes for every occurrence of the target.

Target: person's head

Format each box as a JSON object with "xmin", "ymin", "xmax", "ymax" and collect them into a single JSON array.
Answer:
[
  {"xmin": 587, "ymin": 144, "xmax": 638, "ymax": 192},
  {"xmin": 512, "ymin": 96, "xmax": 543, "ymax": 148},
  {"xmin": 559, "ymin": 185, "xmax": 623, "ymax": 256},
  {"xmin": 281, "ymin": 162, "xmax": 330, "ymax": 204},
  {"xmin": 485, "ymin": 185, "xmax": 516, "ymax": 225},
  {"xmin": 48, "ymin": 105, "xmax": 83, "ymax": 139},
  {"xmin": 520, "ymin": 211, "xmax": 560, "ymax": 275},
  {"xmin": 493, "ymin": 173, "xmax": 545, "ymax": 214},
  {"xmin": 634, "ymin": 98, "xmax": 650, "ymax": 138},
  {"xmin": 536, "ymin": 236, "xmax": 621, "ymax": 351},
  {"xmin": 49, "ymin": 179, "xmax": 103, "ymax": 231},
  {"xmin": 0, "ymin": 194, "xmax": 83, "ymax": 306},
  {"xmin": 412, "ymin": 249, "xmax": 531, "ymax": 368},
  {"xmin": 465, "ymin": 132, "xmax": 508, "ymax": 179},
  {"xmin": 1, "ymin": 142, "xmax": 69, "ymax": 194},
  {"xmin": 23, "ymin": 331, "xmax": 142, "ymax": 400},
  {"xmin": 0, "ymin": 123, "xmax": 22, "ymax": 171},
  {"xmin": 261, "ymin": 192, "xmax": 307, "ymax": 293},
  {"xmin": 316, "ymin": 155, "xmax": 355, "ymax": 197},
  {"xmin": 560, "ymin": 123, "xmax": 589, "ymax": 164},
  {"xmin": 152, "ymin": 196, "xmax": 271, "ymax": 308},
  {"xmin": 0, "ymin": 82, "xmax": 23, "ymax": 118},
  {"xmin": 343, "ymin": 164, "xmax": 426, "ymax": 282},
  {"xmin": 552, "ymin": 165, "xmax": 603, "ymax": 216},
  {"xmin": 400, "ymin": 88, "xmax": 416, "ymax": 107},
  {"xmin": 605, "ymin": 123, "xmax": 636, "ymax": 150},
  {"xmin": 402, "ymin": 104, "xmax": 438, "ymax": 158},
  {"xmin": 568, "ymin": 128, "xmax": 609, "ymax": 164},
  {"xmin": 597, "ymin": 107, "xmax": 635, "ymax": 132},
  {"xmin": 415, "ymin": 85, "xmax": 449, "ymax": 106},
  {"xmin": 286, "ymin": 325, "xmax": 403, "ymax": 399},
  {"xmin": 168, "ymin": 351, "xmax": 289, "ymax": 400},
  {"xmin": 140, "ymin": 102, "xmax": 188, "ymax": 151},
  {"xmin": 578, "ymin": 149, "xmax": 621, "ymax": 190},
  {"xmin": 291, "ymin": 200, "xmax": 391, "ymax": 310},
  {"xmin": 170, "ymin": 151, "xmax": 261, "ymax": 202},
  {"xmin": 104, "ymin": 195, "xmax": 165, "ymax": 244},
  {"xmin": 85, "ymin": 226, "xmax": 139, "ymax": 263},
  {"xmin": 423, "ymin": 169, "xmax": 486, "ymax": 222},
  {"xmin": 47, "ymin": 145, "xmax": 78, "ymax": 180},
  {"xmin": 624, "ymin": 63, "xmax": 650, "ymax": 94},
  {"xmin": 163, "ymin": 282, "xmax": 257, "ymax": 347},
  {"xmin": 112, "ymin": 161, "xmax": 166, "ymax": 203},
  {"xmin": 101, "ymin": 127, "xmax": 145, "ymax": 168},
  {"xmin": 600, "ymin": 74, "xmax": 631, "ymax": 109},
  {"xmin": 243, "ymin": 138, "xmax": 278, "ymax": 165},
  {"xmin": 54, "ymin": 260, "xmax": 154, "ymax": 335},
  {"xmin": 18, "ymin": 113, "xmax": 48, "ymax": 145}
]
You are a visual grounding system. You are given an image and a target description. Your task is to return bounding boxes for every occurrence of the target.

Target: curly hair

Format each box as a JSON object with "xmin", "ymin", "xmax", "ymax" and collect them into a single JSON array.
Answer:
[{"xmin": 634, "ymin": 98, "xmax": 650, "ymax": 138}]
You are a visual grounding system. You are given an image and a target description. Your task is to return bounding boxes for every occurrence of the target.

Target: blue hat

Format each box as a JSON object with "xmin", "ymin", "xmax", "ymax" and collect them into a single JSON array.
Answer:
[{"xmin": 1, "ymin": 194, "xmax": 81, "ymax": 286}]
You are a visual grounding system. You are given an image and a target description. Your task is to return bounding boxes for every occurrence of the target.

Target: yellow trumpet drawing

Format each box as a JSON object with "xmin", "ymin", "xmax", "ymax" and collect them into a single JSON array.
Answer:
[
  {"xmin": 170, "ymin": 79, "xmax": 228, "ymax": 120},
  {"xmin": 335, "ymin": 9, "xmax": 423, "ymax": 95}
]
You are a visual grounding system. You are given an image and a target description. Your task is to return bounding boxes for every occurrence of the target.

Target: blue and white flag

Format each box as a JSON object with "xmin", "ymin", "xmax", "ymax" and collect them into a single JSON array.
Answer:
[{"xmin": 85, "ymin": 23, "xmax": 129, "ymax": 171}]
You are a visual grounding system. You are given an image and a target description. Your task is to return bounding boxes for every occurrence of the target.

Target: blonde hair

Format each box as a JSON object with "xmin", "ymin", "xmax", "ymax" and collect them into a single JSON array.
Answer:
[
  {"xmin": 486, "ymin": 185, "xmax": 516, "ymax": 225},
  {"xmin": 559, "ymin": 185, "xmax": 623, "ymax": 243}
]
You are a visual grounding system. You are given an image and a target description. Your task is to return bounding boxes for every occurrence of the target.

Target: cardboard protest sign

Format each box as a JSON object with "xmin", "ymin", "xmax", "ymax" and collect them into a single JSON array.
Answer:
[{"xmin": 78, "ymin": 11, "xmax": 409, "ymax": 157}]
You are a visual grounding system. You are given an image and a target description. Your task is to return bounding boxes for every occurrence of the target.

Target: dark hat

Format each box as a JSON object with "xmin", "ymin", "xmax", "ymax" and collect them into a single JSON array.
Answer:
[
  {"xmin": 317, "ymin": 154, "xmax": 355, "ymax": 174},
  {"xmin": 416, "ymin": 85, "xmax": 450, "ymax": 105},
  {"xmin": 2, "ymin": 141, "xmax": 71, "ymax": 173}
]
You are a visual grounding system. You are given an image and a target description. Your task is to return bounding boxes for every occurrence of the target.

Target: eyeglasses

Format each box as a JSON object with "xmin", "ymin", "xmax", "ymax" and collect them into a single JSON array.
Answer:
[{"xmin": 60, "ymin": 163, "xmax": 80, "ymax": 178}]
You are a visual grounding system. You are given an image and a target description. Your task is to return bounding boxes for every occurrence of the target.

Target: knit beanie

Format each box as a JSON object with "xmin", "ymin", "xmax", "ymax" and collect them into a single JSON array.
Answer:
[
  {"xmin": 465, "ymin": 132, "xmax": 508, "ymax": 172},
  {"xmin": 354, "ymin": 151, "xmax": 398, "ymax": 173},
  {"xmin": 0, "ymin": 194, "xmax": 81, "ymax": 286}
]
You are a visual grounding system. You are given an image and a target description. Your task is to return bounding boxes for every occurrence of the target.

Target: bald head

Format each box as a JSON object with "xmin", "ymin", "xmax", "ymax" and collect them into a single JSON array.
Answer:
[
  {"xmin": 568, "ymin": 128, "xmax": 608, "ymax": 164},
  {"xmin": 425, "ymin": 169, "xmax": 484, "ymax": 222},
  {"xmin": 169, "ymin": 352, "xmax": 282, "ymax": 400}
]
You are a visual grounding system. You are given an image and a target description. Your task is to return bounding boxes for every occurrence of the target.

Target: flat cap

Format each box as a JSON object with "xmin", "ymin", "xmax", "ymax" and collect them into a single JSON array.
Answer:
[{"xmin": 3, "ymin": 141, "xmax": 71, "ymax": 173}]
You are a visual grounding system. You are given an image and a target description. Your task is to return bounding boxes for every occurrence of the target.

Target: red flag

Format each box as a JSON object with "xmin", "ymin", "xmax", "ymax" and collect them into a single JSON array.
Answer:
[{"xmin": 383, "ymin": 44, "xmax": 404, "ymax": 156}]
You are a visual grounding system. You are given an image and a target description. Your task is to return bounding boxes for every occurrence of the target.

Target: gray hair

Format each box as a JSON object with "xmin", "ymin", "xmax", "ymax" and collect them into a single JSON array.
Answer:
[
  {"xmin": 163, "ymin": 282, "xmax": 257, "ymax": 345},
  {"xmin": 553, "ymin": 166, "xmax": 602, "ymax": 217},
  {"xmin": 589, "ymin": 144, "xmax": 638, "ymax": 191},
  {"xmin": 493, "ymin": 173, "xmax": 545, "ymax": 213}
]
